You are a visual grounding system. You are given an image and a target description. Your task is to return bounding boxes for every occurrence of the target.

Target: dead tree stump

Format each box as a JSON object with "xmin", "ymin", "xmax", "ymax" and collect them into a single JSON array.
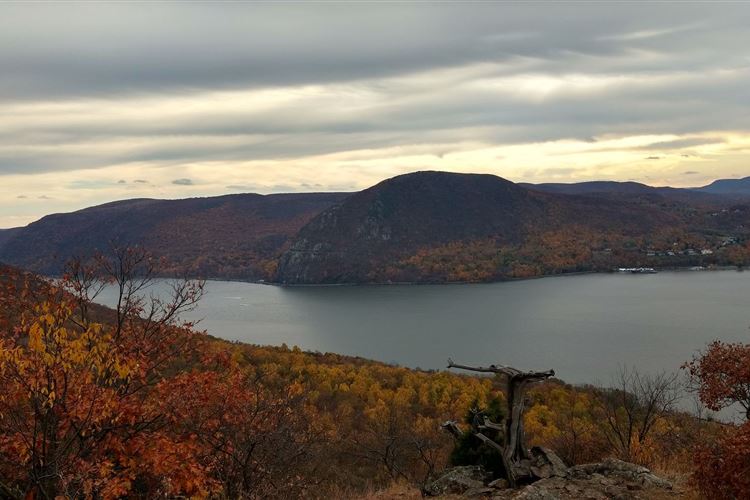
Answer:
[{"xmin": 446, "ymin": 358, "xmax": 556, "ymax": 487}]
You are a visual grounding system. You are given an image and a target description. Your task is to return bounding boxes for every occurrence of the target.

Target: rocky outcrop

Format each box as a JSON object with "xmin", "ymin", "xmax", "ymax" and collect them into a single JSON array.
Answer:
[
  {"xmin": 424, "ymin": 459, "xmax": 675, "ymax": 499},
  {"xmin": 422, "ymin": 466, "xmax": 492, "ymax": 496}
]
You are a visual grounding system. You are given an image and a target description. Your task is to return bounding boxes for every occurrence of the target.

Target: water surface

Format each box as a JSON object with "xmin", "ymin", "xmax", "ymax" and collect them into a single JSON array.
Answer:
[{"xmin": 96, "ymin": 270, "xmax": 750, "ymax": 386}]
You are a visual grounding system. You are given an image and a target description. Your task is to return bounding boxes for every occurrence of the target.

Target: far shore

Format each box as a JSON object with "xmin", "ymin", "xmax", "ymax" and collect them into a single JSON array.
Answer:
[
  {"xmin": 39, "ymin": 263, "xmax": 744, "ymax": 287},
  {"xmin": 207, "ymin": 264, "xmax": 745, "ymax": 287}
]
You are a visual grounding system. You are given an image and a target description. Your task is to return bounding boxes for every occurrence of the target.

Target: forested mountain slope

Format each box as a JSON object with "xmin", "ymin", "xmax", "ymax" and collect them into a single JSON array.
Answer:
[
  {"xmin": 0, "ymin": 193, "xmax": 348, "ymax": 279},
  {"xmin": 4, "ymin": 171, "xmax": 750, "ymax": 283},
  {"xmin": 276, "ymin": 171, "xmax": 750, "ymax": 283},
  {"xmin": 696, "ymin": 175, "xmax": 750, "ymax": 195}
]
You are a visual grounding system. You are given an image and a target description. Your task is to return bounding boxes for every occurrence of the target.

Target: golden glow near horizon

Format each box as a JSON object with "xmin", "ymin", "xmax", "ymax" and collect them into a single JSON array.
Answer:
[
  {"xmin": 4, "ymin": 127, "xmax": 749, "ymax": 228},
  {"xmin": 2, "ymin": 3, "xmax": 749, "ymax": 228}
]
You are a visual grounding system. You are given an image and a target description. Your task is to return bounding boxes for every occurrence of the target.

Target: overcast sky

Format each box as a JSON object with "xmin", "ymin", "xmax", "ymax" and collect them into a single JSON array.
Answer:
[{"xmin": 2, "ymin": 2, "xmax": 750, "ymax": 227}]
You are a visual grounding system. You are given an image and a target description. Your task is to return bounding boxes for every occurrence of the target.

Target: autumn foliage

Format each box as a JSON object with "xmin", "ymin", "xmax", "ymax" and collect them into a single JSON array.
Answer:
[
  {"xmin": 0, "ymin": 254, "xmax": 322, "ymax": 499},
  {"xmin": 0, "ymin": 256, "xmax": 498, "ymax": 498},
  {"xmin": 685, "ymin": 340, "xmax": 750, "ymax": 498},
  {"xmin": 0, "ymin": 252, "xmax": 730, "ymax": 498}
]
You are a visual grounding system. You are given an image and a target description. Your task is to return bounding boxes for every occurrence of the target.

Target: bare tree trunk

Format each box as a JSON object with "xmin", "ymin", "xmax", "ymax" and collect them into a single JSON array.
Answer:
[{"xmin": 446, "ymin": 359, "xmax": 555, "ymax": 487}]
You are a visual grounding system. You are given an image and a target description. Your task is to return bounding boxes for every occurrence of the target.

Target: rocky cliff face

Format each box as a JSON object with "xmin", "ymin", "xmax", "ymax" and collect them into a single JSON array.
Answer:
[{"xmin": 275, "ymin": 171, "xmax": 546, "ymax": 284}]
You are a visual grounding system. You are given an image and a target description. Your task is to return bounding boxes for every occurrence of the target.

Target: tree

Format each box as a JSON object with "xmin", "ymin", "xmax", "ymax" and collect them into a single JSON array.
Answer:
[
  {"xmin": 592, "ymin": 367, "xmax": 681, "ymax": 464},
  {"xmin": 448, "ymin": 396, "xmax": 506, "ymax": 477},
  {"xmin": 446, "ymin": 359, "xmax": 558, "ymax": 487},
  {"xmin": 161, "ymin": 365, "xmax": 326, "ymax": 498},
  {"xmin": 684, "ymin": 341, "xmax": 750, "ymax": 498},
  {"xmin": 524, "ymin": 383, "xmax": 608, "ymax": 465},
  {"xmin": 0, "ymin": 249, "xmax": 209, "ymax": 498},
  {"xmin": 684, "ymin": 340, "xmax": 750, "ymax": 421}
]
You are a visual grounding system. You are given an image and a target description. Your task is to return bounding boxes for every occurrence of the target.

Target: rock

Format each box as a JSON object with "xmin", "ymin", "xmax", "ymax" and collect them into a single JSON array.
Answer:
[
  {"xmin": 529, "ymin": 447, "xmax": 568, "ymax": 479},
  {"xmin": 563, "ymin": 484, "xmax": 577, "ymax": 492},
  {"xmin": 581, "ymin": 488, "xmax": 607, "ymax": 499},
  {"xmin": 488, "ymin": 478, "xmax": 510, "ymax": 489},
  {"xmin": 429, "ymin": 458, "xmax": 673, "ymax": 499},
  {"xmin": 575, "ymin": 458, "xmax": 673, "ymax": 490},
  {"xmin": 423, "ymin": 466, "xmax": 492, "ymax": 496},
  {"xmin": 463, "ymin": 486, "xmax": 496, "ymax": 497},
  {"xmin": 512, "ymin": 485, "xmax": 561, "ymax": 499}
]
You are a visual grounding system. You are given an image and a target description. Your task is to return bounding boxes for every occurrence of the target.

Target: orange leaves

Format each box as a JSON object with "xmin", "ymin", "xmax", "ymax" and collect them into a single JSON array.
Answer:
[
  {"xmin": 692, "ymin": 422, "xmax": 750, "ymax": 499},
  {"xmin": 684, "ymin": 340, "xmax": 750, "ymax": 416},
  {"xmin": 524, "ymin": 384, "xmax": 609, "ymax": 465},
  {"xmin": 684, "ymin": 340, "xmax": 750, "ymax": 497},
  {"xmin": 0, "ymin": 261, "xmax": 220, "ymax": 498}
]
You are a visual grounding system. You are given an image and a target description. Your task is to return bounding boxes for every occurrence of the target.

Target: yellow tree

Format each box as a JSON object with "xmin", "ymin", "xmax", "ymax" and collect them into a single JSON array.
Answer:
[{"xmin": 0, "ymin": 251, "xmax": 210, "ymax": 499}]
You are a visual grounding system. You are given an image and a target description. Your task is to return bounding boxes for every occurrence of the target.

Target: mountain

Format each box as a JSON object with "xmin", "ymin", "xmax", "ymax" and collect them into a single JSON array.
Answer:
[
  {"xmin": 0, "ymin": 193, "xmax": 348, "ymax": 279},
  {"xmin": 695, "ymin": 176, "xmax": 750, "ymax": 195},
  {"xmin": 521, "ymin": 180, "xmax": 727, "ymax": 205},
  {"xmin": 275, "ymin": 171, "xmax": 694, "ymax": 284},
  {"xmin": 277, "ymin": 172, "xmax": 542, "ymax": 283},
  {"xmin": 520, "ymin": 180, "xmax": 658, "ymax": 195},
  {"xmin": 5, "ymin": 171, "xmax": 750, "ymax": 284},
  {"xmin": 0, "ymin": 228, "xmax": 20, "ymax": 252}
]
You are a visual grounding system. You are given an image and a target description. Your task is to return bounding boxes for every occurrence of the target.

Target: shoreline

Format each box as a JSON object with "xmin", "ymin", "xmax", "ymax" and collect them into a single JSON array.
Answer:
[
  {"xmin": 215, "ymin": 264, "xmax": 744, "ymax": 288},
  {"xmin": 39, "ymin": 264, "xmax": 745, "ymax": 288}
]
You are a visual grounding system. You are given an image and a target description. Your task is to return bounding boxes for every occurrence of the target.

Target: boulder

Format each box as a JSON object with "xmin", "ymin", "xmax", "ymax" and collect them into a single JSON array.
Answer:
[
  {"xmin": 423, "ymin": 465, "xmax": 492, "ymax": 496},
  {"xmin": 568, "ymin": 459, "xmax": 672, "ymax": 490},
  {"xmin": 424, "ymin": 458, "xmax": 675, "ymax": 499},
  {"xmin": 529, "ymin": 447, "xmax": 568, "ymax": 479}
]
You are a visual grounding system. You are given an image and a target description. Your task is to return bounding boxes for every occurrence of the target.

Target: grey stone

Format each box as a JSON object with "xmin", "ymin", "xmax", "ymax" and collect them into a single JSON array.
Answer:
[
  {"xmin": 513, "ymin": 485, "xmax": 561, "ymax": 500},
  {"xmin": 488, "ymin": 478, "xmax": 510, "ymax": 489},
  {"xmin": 423, "ymin": 465, "xmax": 491, "ymax": 496},
  {"xmin": 463, "ymin": 486, "xmax": 496, "ymax": 497}
]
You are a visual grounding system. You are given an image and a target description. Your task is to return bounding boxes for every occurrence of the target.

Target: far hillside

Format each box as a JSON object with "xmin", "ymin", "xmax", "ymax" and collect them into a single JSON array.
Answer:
[
  {"xmin": 276, "ymin": 171, "xmax": 750, "ymax": 283},
  {"xmin": 3, "ymin": 171, "xmax": 750, "ymax": 283},
  {"xmin": 695, "ymin": 175, "xmax": 750, "ymax": 195},
  {"xmin": 0, "ymin": 193, "xmax": 348, "ymax": 279}
]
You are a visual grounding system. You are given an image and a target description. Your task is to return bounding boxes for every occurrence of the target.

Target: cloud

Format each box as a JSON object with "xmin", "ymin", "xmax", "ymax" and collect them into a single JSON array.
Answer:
[
  {"xmin": 37, "ymin": 195, "xmax": 52, "ymax": 200},
  {"xmin": 641, "ymin": 137, "xmax": 725, "ymax": 150},
  {"xmin": 645, "ymin": 156, "xmax": 661, "ymax": 160},
  {"xmin": 598, "ymin": 24, "xmax": 701, "ymax": 42},
  {"xmin": 1, "ymin": 3, "xmax": 750, "ymax": 226},
  {"xmin": 1, "ymin": 4, "xmax": 746, "ymax": 102},
  {"xmin": 16, "ymin": 195, "xmax": 27, "ymax": 199},
  {"xmin": 683, "ymin": 171, "xmax": 699, "ymax": 175},
  {"xmin": 117, "ymin": 179, "xmax": 126, "ymax": 184},
  {"xmin": 540, "ymin": 167, "xmax": 577, "ymax": 177}
]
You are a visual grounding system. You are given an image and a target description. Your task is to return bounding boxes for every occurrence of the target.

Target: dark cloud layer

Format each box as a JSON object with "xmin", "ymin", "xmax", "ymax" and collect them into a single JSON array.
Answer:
[
  {"xmin": 1, "ymin": 3, "xmax": 747, "ymax": 101},
  {"xmin": 0, "ymin": 2, "xmax": 749, "ymax": 222}
]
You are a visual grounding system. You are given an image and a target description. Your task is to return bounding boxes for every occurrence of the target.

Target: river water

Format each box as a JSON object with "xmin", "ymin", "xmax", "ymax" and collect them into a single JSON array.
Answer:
[{"xmin": 95, "ymin": 270, "xmax": 750, "ymax": 389}]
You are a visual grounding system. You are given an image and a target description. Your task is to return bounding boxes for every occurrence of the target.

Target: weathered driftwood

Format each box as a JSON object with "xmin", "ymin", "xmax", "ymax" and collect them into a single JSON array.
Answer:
[{"xmin": 446, "ymin": 358, "xmax": 555, "ymax": 487}]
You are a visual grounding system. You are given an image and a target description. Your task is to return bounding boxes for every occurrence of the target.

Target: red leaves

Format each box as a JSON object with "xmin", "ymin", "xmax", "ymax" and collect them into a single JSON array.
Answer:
[
  {"xmin": 685, "ymin": 340, "xmax": 750, "ymax": 497},
  {"xmin": 684, "ymin": 340, "xmax": 750, "ymax": 416},
  {"xmin": 0, "ymin": 259, "xmax": 327, "ymax": 498},
  {"xmin": 0, "ymin": 259, "xmax": 220, "ymax": 498},
  {"xmin": 692, "ymin": 422, "xmax": 750, "ymax": 499}
]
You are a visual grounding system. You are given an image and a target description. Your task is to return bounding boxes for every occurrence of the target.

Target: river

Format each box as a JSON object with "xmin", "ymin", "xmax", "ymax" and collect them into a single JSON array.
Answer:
[{"xmin": 95, "ymin": 270, "xmax": 750, "ymax": 388}]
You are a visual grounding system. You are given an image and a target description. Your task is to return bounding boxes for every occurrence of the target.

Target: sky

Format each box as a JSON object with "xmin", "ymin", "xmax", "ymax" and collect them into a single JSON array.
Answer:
[{"xmin": 2, "ymin": 2, "xmax": 750, "ymax": 228}]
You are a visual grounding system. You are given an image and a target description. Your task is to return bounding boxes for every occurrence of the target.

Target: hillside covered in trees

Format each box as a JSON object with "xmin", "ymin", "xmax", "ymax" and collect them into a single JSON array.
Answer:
[
  {"xmin": 276, "ymin": 172, "xmax": 750, "ymax": 283},
  {"xmin": 3, "ymin": 172, "xmax": 750, "ymax": 284},
  {"xmin": 2, "ymin": 258, "xmax": 750, "ymax": 498},
  {"xmin": 0, "ymin": 193, "xmax": 347, "ymax": 280}
]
